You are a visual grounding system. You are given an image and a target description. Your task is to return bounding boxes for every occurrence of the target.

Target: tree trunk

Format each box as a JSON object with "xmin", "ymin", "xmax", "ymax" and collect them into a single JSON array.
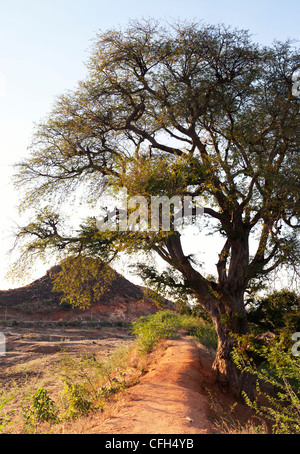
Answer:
[
  {"xmin": 164, "ymin": 231, "xmax": 255, "ymax": 399},
  {"xmin": 209, "ymin": 297, "xmax": 255, "ymax": 401}
]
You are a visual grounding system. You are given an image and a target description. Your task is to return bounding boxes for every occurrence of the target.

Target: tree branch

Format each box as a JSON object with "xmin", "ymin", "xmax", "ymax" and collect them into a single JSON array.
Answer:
[{"xmin": 216, "ymin": 239, "xmax": 230, "ymax": 284}]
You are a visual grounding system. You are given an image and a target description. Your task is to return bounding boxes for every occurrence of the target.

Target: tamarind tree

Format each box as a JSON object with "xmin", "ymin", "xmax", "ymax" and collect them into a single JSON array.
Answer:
[{"xmin": 13, "ymin": 19, "xmax": 300, "ymax": 397}]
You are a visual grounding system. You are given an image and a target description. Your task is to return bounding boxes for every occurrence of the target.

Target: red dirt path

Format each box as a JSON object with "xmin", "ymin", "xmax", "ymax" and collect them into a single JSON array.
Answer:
[{"xmin": 83, "ymin": 337, "xmax": 253, "ymax": 434}]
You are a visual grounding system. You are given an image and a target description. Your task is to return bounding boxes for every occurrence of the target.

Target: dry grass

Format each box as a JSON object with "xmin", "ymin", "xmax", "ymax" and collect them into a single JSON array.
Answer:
[
  {"xmin": 206, "ymin": 390, "xmax": 269, "ymax": 434},
  {"xmin": 51, "ymin": 340, "xmax": 170, "ymax": 434},
  {"xmin": 0, "ymin": 336, "xmax": 168, "ymax": 434}
]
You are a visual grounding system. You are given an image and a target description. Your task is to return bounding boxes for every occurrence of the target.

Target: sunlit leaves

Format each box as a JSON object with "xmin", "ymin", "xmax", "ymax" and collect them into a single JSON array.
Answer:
[{"xmin": 52, "ymin": 255, "xmax": 116, "ymax": 310}]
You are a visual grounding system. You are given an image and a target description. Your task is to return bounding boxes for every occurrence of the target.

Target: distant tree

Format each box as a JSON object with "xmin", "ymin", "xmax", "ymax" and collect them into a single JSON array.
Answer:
[{"xmin": 13, "ymin": 20, "xmax": 300, "ymax": 397}]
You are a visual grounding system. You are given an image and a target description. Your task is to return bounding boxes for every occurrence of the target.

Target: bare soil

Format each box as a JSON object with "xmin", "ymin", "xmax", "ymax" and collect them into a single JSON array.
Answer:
[
  {"xmin": 86, "ymin": 337, "xmax": 219, "ymax": 434},
  {"xmin": 0, "ymin": 323, "xmax": 134, "ymax": 371}
]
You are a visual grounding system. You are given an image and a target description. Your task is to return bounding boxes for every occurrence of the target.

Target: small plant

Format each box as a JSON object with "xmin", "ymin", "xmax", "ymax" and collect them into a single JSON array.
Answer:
[
  {"xmin": 131, "ymin": 310, "xmax": 217, "ymax": 354},
  {"xmin": 59, "ymin": 353, "xmax": 103, "ymax": 419},
  {"xmin": 60, "ymin": 379, "xmax": 94, "ymax": 419},
  {"xmin": 22, "ymin": 387, "xmax": 58, "ymax": 430},
  {"xmin": 179, "ymin": 314, "xmax": 218, "ymax": 350}
]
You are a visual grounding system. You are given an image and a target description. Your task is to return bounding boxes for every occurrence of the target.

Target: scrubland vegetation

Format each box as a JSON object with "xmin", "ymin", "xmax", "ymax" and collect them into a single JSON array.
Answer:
[
  {"xmin": 0, "ymin": 311, "xmax": 216, "ymax": 434},
  {"xmin": 1, "ymin": 292, "xmax": 299, "ymax": 434}
]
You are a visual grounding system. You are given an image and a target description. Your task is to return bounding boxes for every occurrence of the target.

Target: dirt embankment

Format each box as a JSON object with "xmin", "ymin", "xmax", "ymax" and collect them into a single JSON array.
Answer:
[
  {"xmin": 95, "ymin": 338, "xmax": 218, "ymax": 434},
  {"xmin": 62, "ymin": 338, "xmax": 256, "ymax": 435}
]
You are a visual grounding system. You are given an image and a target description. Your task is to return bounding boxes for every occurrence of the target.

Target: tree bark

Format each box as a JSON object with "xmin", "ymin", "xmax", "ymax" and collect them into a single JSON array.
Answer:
[{"xmin": 208, "ymin": 295, "xmax": 255, "ymax": 400}]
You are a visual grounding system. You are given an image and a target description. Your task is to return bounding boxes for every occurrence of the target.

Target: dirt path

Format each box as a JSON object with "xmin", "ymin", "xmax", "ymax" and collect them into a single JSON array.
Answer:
[{"xmin": 88, "ymin": 338, "xmax": 220, "ymax": 434}]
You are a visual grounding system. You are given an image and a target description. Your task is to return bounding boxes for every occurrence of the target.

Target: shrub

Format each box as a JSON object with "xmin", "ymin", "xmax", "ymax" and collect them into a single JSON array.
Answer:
[
  {"xmin": 179, "ymin": 314, "xmax": 218, "ymax": 350},
  {"xmin": 60, "ymin": 379, "xmax": 94, "ymax": 419},
  {"xmin": 232, "ymin": 337, "xmax": 300, "ymax": 434},
  {"xmin": 247, "ymin": 290, "xmax": 300, "ymax": 343},
  {"xmin": 131, "ymin": 310, "xmax": 218, "ymax": 354},
  {"xmin": 131, "ymin": 311, "xmax": 182, "ymax": 354},
  {"xmin": 22, "ymin": 387, "xmax": 58, "ymax": 430}
]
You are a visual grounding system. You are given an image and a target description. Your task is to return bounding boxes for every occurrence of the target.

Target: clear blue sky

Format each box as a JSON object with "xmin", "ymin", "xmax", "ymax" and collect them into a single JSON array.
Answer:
[{"xmin": 0, "ymin": 0, "xmax": 299, "ymax": 288}]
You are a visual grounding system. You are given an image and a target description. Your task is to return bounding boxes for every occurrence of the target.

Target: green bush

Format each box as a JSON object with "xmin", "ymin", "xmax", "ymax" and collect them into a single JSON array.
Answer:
[
  {"xmin": 131, "ymin": 311, "xmax": 182, "ymax": 354},
  {"xmin": 60, "ymin": 379, "xmax": 94, "ymax": 419},
  {"xmin": 179, "ymin": 314, "xmax": 218, "ymax": 350},
  {"xmin": 131, "ymin": 310, "xmax": 217, "ymax": 354},
  {"xmin": 247, "ymin": 290, "xmax": 300, "ymax": 343},
  {"xmin": 232, "ymin": 337, "xmax": 300, "ymax": 434},
  {"xmin": 22, "ymin": 387, "xmax": 58, "ymax": 430}
]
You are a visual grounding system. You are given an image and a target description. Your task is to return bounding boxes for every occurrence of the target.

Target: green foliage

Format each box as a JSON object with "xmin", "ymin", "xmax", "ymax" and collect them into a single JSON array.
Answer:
[
  {"xmin": 0, "ymin": 392, "xmax": 12, "ymax": 433},
  {"xmin": 179, "ymin": 314, "xmax": 218, "ymax": 350},
  {"xmin": 232, "ymin": 337, "xmax": 300, "ymax": 434},
  {"xmin": 59, "ymin": 346, "xmax": 133, "ymax": 419},
  {"xmin": 60, "ymin": 379, "xmax": 94, "ymax": 419},
  {"xmin": 22, "ymin": 387, "xmax": 58, "ymax": 430},
  {"xmin": 52, "ymin": 255, "xmax": 116, "ymax": 310},
  {"xmin": 120, "ymin": 154, "xmax": 190, "ymax": 200},
  {"xmin": 131, "ymin": 310, "xmax": 181, "ymax": 354},
  {"xmin": 131, "ymin": 310, "xmax": 217, "ymax": 354}
]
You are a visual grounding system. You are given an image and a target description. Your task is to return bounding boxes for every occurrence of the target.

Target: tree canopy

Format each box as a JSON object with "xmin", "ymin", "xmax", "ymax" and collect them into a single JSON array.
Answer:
[{"xmin": 12, "ymin": 19, "xmax": 300, "ymax": 395}]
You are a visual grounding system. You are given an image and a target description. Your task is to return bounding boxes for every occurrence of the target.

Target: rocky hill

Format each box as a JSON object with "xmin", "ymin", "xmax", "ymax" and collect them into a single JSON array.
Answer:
[{"xmin": 0, "ymin": 265, "xmax": 175, "ymax": 324}]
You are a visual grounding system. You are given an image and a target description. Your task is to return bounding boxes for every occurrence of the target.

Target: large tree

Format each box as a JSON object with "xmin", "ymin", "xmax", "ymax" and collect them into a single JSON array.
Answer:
[{"xmin": 13, "ymin": 20, "xmax": 300, "ymax": 397}]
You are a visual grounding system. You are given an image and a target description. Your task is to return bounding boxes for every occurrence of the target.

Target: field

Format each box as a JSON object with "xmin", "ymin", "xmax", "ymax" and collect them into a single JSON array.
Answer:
[{"xmin": 0, "ymin": 322, "xmax": 139, "ymax": 433}]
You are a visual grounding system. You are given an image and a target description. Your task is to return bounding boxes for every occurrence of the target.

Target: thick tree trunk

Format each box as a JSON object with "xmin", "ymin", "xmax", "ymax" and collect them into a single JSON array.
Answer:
[
  {"xmin": 205, "ymin": 226, "xmax": 256, "ymax": 398},
  {"xmin": 165, "ymin": 231, "xmax": 255, "ymax": 399},
  {"xmin": 209, "ymin": 297, "xmax": 255, "ymax": 400}
]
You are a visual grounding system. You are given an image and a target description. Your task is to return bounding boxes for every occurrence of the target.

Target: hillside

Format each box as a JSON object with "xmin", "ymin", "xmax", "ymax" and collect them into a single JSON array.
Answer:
[{"xmin": 0, "ymin": 265, "xmax": 174, "ymax": 324}]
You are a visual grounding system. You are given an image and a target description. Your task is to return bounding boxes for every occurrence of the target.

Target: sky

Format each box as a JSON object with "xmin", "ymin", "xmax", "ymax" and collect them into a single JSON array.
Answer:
[{"xmin": 0, "ymin": 0, "xmax": 299, "ymax": 289}]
